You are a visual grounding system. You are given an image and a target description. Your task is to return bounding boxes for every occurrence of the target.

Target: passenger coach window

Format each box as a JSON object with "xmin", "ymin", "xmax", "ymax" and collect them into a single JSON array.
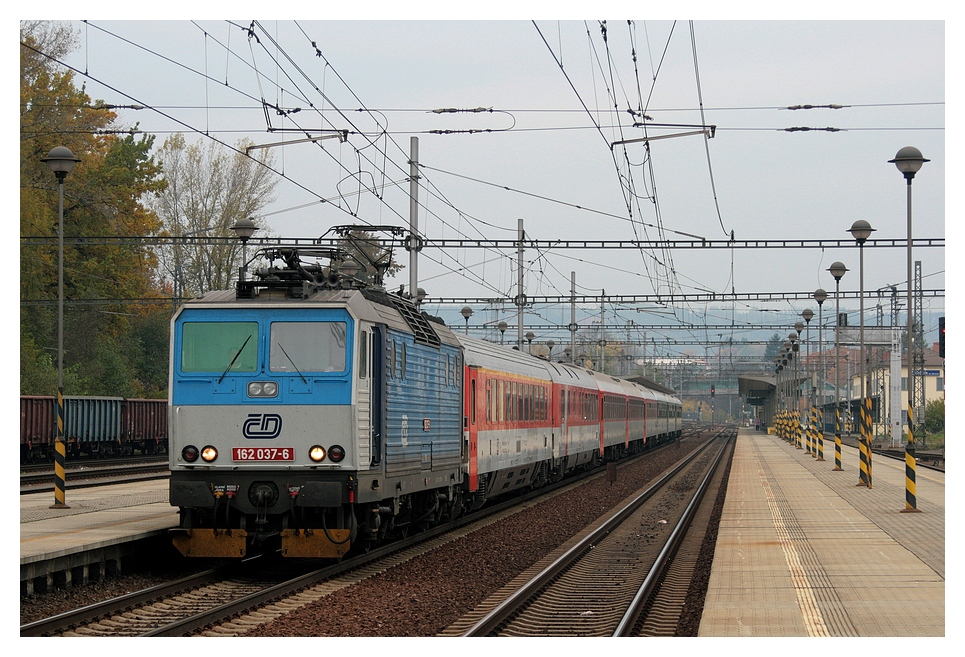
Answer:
[
  {"xmin": 270, "ymin": 322, "xmax": 346, "ymax": 373},
  {"xmin": 182, "ymin": 322, "xmax": 258, "ymax": 373}
]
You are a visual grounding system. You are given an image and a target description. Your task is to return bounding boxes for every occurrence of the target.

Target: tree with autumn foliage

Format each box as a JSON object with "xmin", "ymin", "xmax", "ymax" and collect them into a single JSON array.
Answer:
[
  {"xmin": 151, "ymin": 133, "xmax": 278, "ymax": 300},
  {"xmin": 20, "ymin": 21, "xmax": 169, "ymax": 397}
]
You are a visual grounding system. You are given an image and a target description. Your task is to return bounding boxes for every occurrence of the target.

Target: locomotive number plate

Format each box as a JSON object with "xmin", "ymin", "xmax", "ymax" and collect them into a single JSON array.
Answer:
[{"xmin": 232, "ymin": 447, "xmax": 295, "ymax": 461}]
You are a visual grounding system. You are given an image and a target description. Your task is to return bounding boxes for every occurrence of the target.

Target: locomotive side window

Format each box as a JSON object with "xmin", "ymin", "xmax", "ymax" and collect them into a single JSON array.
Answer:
[
  {"xmin": 270, "ymin": 322, "xmax": 346, "ymax": 373},
  {"xmin": 181, "ymin": 322, "xmax": 258, "ymax": 373},
  {"xmin": 359, "ymin": 330, "xmax": 368, "ymax": 379},
  {"xmin": 388, "ymin": 340, "xmax": 395, "ymax": 379}
]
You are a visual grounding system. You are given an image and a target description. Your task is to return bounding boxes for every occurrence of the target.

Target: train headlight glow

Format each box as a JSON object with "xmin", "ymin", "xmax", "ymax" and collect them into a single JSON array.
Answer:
[
  {"xmin": 328, "ymin": 445, "xmax": 345, "ymax": 462},
  {"xmin": 201, "ymin": 445, "xmax": 219, "ymax": 462},
  {"xmin": 182, "ymin": 445, "xmax": 199, "ymax": 463},
  {"xmin": 247, "ymin": 381, "xmax": 278, "ymax": 398},
  {"xmin": 309, "ymin": 445, "xmax": 326, "ymax": 462}
]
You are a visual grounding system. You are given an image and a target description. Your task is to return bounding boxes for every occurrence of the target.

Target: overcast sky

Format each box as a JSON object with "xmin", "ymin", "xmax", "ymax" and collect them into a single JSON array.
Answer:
[{"xmin": 26, "ymin": 15, "xmax": 949, "ymax": 350}]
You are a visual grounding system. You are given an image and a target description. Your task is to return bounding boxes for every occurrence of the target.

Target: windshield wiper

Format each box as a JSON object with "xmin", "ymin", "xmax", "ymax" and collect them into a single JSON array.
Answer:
[
  {"xmin": 277, "ymin": 343, "xmax": 308, "ymax": 384},
  {"xmin": 218, "ymin": 335, "xmax": 252, "ymax": 384}
]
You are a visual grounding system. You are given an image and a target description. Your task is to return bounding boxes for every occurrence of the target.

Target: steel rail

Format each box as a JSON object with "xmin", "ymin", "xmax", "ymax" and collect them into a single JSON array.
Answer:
[
  {"xmin": 461, "ymin": 430, "xmax": 725, "ymax": 637},
  {"xmin": 613, "ymin": 432, "xmax": 732, "ymax": 635},
  {"xmin": 20, "ymin": 566, "xmax": 231, "ymax": 637}
]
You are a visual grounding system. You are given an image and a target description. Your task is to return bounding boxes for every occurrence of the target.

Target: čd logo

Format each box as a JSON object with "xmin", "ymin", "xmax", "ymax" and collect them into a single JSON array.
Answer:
[{"xmin": 243, "ymin": 413, "xmax": 283, "ymax": 439}]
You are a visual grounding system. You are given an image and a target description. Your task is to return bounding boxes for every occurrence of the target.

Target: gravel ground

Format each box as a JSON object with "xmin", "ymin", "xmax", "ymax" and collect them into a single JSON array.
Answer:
[
  {"xmin": 251, "ymin": 437, "xmax": 719, "ymax": 637},
  {"xmin": 21, "ymin": 571, "xmax": 179, "ymax": 625}
]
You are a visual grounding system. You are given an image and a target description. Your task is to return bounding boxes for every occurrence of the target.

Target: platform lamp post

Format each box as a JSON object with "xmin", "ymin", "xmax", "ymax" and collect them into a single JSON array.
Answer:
[
  {"xmin": 43, "ymin": 146, "xmax": 81, "ymax": 510},
  {"xmin": 547, "ymin": 340, "xmax": 555, "ymax": 361},
  {"xmin": 775, "ymin": 356, "xmax": 784, "ymax": 440},
  {"xmin": 526, "ymin": 332, "xmax": 535, "ymax": 354},
  {"xmin": 802, "ymin": 311, "xmax": 815, "ymax": 457},
  {"xmin": 890, "ymin": 146, "xmax": 927, "ymax": 512},
  {"xmin": 461, "ymin": 306, "xmax": 473, "ymax": 335},
  {"xmin": 828, "ymin": 262, "xmax": 848, "ymax": 470},
  {"xmin": 773, "ymin": 356, "xmax": 781, "ymax": 437},
  {"xmin": 784, "ymin": 347, "xmax": 793, "ymax": 444},
  {"xmin": 790, "ymin": 332, "xmax": 801, "ymax": 449},
  {"xmin": 813, "ymin": 289, "xmax": 828, "ymax": 461},
  {"xmin": 498, "ymin": 321, "xmax": 508, "ymax": 346},
  {"xmin": 230, "ymin": 217, "xmax": 257, "ymax": 282},
  {"xmin": 849, "ymin": 220, "xmax": 875, "ymax": 488},
  {"xmin": 781, "ymin": 350, "xmax": 790, "ymax": 442},
  {"xmin": 795, "ymin": 322, "xmax": 809, "ymax": 455},
  {"xmin": 783, "ymin": 340, "xmax": 793, "ymax": 445}
]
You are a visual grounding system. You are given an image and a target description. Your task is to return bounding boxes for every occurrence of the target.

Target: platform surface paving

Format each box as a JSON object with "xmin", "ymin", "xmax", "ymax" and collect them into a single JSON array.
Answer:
[
  {"xmin": 20, "ymin": 479, "xmax": 175, "ymax": 565},
  {"xmin": 699, "ymin": 428, "xmax": 944, "ymax": 637}
]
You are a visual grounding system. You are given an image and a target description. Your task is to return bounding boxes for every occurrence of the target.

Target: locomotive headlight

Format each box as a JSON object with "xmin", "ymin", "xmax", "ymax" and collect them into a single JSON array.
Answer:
[
  {"xmin": 328, "ymin": 445, "xmax": 346, "ymax": 462},
  {"xmin": 309, "ymin": 445, "xmax": 326, "ymax": 462},
  {"xmin": 201, "ymin": 445, "xmax": 219, "ymax": 462},
  {"xmin": 247, "ymin": 381, "xmax": 278, "ymax": 398},
  {"xmin": 181, "ymin": 445, "xmax": 200, "ymax": 463}
]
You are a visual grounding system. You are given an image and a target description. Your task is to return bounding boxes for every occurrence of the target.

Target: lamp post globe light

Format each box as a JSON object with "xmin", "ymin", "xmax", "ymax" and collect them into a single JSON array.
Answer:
[
  {"xmin": 813, "ymin": 290, "xmax": 828, "ymax": 461},
  {"xmin": 802, "ymin": 310, "xmax": 814, "ymax": 455},
  {"xmin": 230, "ymin": 217, "xmax": 257, "ymax": 282},
  {"xmin": 783, "ymin": 339, "xmax": 793, "ymax": 411},
  {"xmin": 849, "ymin": 221, "xmax": 874, "ymax": 486},
  {"xmin": 460, "ymin": 306, "xmax": 473, "ymax": 335},
  {"xmin": 828, "ymin": 263, "xmax": 848, "ymax": 466},
  {"xmin": 889, "ymin": 147, "xmax": 927, "ymax": 447},
  {"xmin": 889, "ymin": 146, "xmax": 927, "ymax": 511},
  {"xmin": 546, "ymin": 340, "xmax": 555, "ymax": 361},
  {"xmin": 526, "ymin": 331, "xmax": 535, "ymax": 353},
  {"xmin": 498, "ymin": 321, "xmax": 508, "ymax": 345},
  {"xmin": 42, "ymin": 145, "xmax": 80, "ymax": 511}
]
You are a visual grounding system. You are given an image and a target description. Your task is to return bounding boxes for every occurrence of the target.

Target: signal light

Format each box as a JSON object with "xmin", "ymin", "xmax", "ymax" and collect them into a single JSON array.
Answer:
[{"xmin": 711, "ymin": 385, "xmax": 715, "ymax": 397}]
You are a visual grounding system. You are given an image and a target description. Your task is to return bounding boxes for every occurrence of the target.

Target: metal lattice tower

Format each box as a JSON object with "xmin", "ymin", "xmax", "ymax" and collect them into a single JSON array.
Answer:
[{"xmin": 912, "ymin": 261, "xmax": 926, "ymax": 446}]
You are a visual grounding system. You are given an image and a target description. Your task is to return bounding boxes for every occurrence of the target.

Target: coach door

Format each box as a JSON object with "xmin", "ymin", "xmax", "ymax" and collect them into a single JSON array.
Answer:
[
  {"xmin": 560, "ymin": 385, "xmax": 569, "ymax": 457},
  {"xmin": 368, "ymin": 326, "xmax": 384, "ymax": 466},
  {"xmin": 465, "ymin": 366, "xmax": 479, "ymax": 491}
]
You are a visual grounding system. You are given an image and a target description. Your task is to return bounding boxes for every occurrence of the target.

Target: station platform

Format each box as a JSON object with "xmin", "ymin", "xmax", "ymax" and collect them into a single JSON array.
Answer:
[
  {"xmin": 699, "ymin": 428, "xmax": 945, "ymax": 637},
  {"xmin": 20, "ymin": 479, "xmax": 176, "ymax": 595}
]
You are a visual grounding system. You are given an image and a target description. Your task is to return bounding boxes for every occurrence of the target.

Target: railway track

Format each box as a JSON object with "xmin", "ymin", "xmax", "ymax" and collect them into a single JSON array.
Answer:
[
  {"xmin": 447, "ymin": 428, "xmax": 734, "ymax": 637},
  {"xmin": 20, "ymin": 460, "xmax": 169, "ymax": 492},
  {"xmin": 24, "ymin": 436, "xmax": 697, "ymax": 637}
]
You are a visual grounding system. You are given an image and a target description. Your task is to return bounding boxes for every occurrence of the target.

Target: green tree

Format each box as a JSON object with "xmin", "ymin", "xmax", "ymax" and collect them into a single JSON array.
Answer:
[
  {"xmin": 763, "ymin": 333, "xmax": 784, "ymax": 362},
  {"xmin": 20, "ymin": 21, "xmax": 168, "ymax": 397},
  {"xmin": 923, "ymin": 398, "xmax": 944, "ymax": 434}
]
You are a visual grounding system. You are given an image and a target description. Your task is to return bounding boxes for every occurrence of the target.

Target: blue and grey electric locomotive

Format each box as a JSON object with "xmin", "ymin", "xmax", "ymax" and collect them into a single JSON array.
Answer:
[{"xmin": 168, "ymin": 247, "xmax": 680, "ymax": 558}]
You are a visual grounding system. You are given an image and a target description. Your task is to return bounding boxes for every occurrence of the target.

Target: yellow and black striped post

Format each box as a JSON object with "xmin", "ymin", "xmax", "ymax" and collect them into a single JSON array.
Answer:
[
  {"xmin": 50, "ymin": 387, "xmax": 70, "ymax": 509},
  {"xmin": 804, "ymin": 412, "xmax": 811, "ymax": 454},
  {"xmin": 809, "ymin": 409, "xmax": 816, "ymax": 457},
  {"xmin": 856, "ymin": 401, "xmax": 869, "ymax": 487},
  {"xmin": 815, "ymin": 406, "xmax": 825, "ymax": 461},
  {"xmin": 795, "ymin": 411, "xmax": 803, "ymax": 449},
  {"xmin": 902, "ymin": 407, "xmax": 921, "ymax": 513},
  {"xmin": 865, "ymin": 397, "xmax": 873, "ymax": 489},
  {"xmin": 833, "ymin": 405, "xmax": 843, "ymax": 471}
]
